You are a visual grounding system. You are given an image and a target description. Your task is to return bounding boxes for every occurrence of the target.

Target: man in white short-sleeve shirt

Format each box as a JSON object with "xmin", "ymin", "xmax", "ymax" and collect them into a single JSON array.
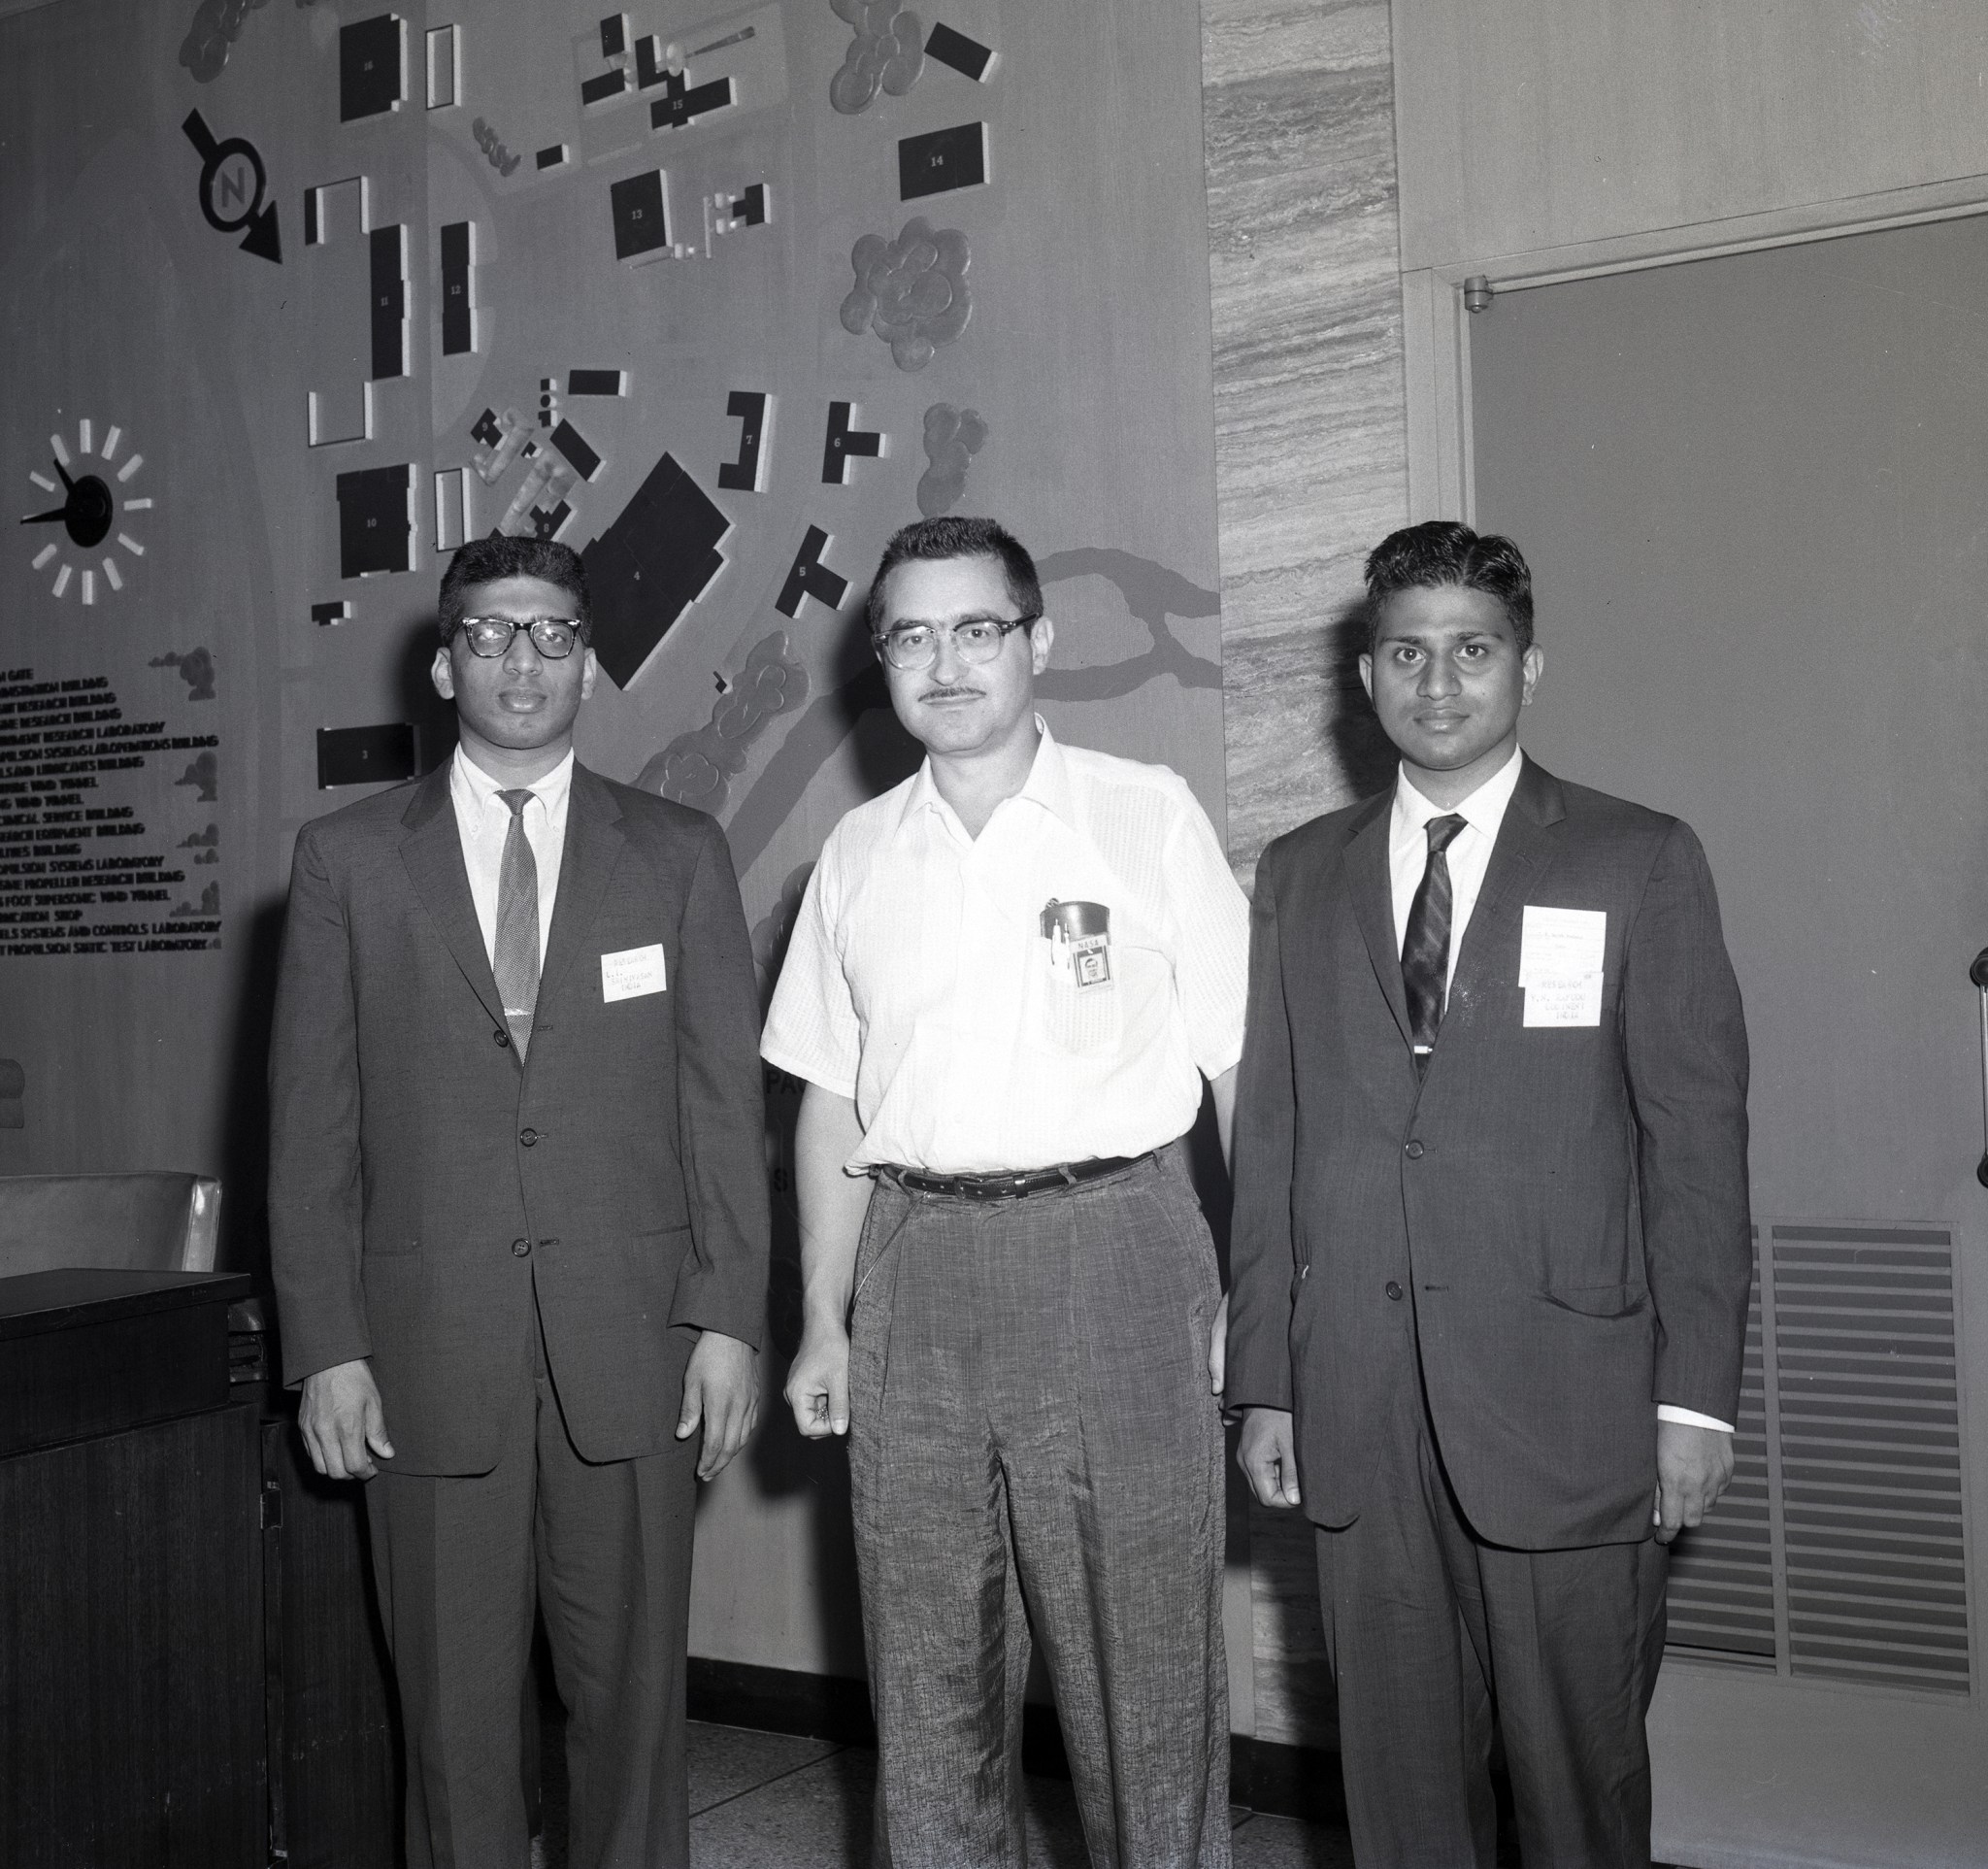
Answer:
[{"xmin": 762, "ymin": 516, "xmax": 1247, "ymax": 1868}]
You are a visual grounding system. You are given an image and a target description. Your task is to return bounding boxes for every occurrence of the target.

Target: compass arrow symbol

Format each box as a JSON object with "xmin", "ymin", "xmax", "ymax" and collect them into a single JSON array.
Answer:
[{"xmin": 239, "ymin": 201, "xmax": 282, "ymax": 264}]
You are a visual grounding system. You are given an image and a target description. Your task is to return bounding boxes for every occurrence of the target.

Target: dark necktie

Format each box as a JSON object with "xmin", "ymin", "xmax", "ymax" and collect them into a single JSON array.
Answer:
[
  {"xmin": 494, "ymin": 789, "xmax": 541, "ymax": 1056},
  {"xmin": 1402, "ymin": 814, "xmax": 1468, "ymax": 1072}
]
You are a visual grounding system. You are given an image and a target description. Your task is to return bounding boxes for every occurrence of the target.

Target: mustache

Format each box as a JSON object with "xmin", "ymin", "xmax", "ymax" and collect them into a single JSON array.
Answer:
[{"xmin": 918, "ymin": 683, "xmax": 983, "ymax": 701}]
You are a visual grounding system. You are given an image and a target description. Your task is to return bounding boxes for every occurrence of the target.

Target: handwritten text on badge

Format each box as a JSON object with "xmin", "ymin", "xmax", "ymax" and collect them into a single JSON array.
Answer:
[
  {"xmin": 601, "ymin": 944, "xmax": 668, "ymax": 1002},
  {"xmin": 1519, "ymin": 906, "xmax": 1605, "ymax": 1027}
]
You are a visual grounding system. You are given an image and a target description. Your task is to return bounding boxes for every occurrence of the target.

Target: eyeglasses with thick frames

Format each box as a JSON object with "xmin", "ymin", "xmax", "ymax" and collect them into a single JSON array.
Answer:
[
  {"xmin": 452, "ymin": 617, "xmax": 588, "ymax": 659},
  {"xmin": 873, "ymin": 613, "xmax": 1042, "ymax": 672}
]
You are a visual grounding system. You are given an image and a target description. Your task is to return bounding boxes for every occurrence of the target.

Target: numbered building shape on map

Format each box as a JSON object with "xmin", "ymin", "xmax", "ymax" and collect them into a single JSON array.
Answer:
[
  {"xmin": 336, "ymin": 464, "xmax": 413, "ymax": 578},
  {"xmin": 611, "ymin": 170, "xmax": 671, "ymax": 261},
  {"xmin": 580, "ymin": 452, "xmax": 731, "ymax": 688},
  {"xmin": 340, "ymin": 15, "xmax": 406, "ymax": 121}
]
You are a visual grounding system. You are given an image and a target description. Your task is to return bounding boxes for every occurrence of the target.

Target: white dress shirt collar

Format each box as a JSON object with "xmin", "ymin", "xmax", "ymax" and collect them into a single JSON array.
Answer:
[
  {"xmin": 891, "ymin": 716, "xmax": 1077, "ymax": 843},
  {"xmin": 450, "ymin": 744, "xmax": 576, "ymax": 815},
  {"xmin": 1391, "ymin": 744, "xmax": 1525, "ymax": 848}
]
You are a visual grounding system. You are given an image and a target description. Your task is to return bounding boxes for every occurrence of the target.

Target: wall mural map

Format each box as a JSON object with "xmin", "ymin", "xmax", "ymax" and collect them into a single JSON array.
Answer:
[
  {"xmin": 0, "ymin": 0, "xmax": 1225, "ymax": 1682},
  {"xmin": 0, "ymin": 0, "xmax": 1224, "ymax": 1238}
]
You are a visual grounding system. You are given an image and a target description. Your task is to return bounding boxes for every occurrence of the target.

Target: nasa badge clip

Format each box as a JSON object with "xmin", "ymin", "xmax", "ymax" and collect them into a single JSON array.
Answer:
[{"xmin": 1041, "ymin": 898, "xmax": 1112, "ymax": 987}]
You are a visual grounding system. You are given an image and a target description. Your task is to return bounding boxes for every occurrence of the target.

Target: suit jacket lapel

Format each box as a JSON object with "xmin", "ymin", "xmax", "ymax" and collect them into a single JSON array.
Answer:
[
  {"xmin": 1343, "ymin": 790, "xmax": 1411, "ymax": 1047},
  {"xmin": 538, "ymin": 763, "xmax": 627, "ymax": 1014},
  {"xmin": 1447, "ymin": 754, "xmax": 1567, "ymax": 1008},
  {"xmin": 398, "ymin": 764, "xmax": 510, "ymax": 1036}
]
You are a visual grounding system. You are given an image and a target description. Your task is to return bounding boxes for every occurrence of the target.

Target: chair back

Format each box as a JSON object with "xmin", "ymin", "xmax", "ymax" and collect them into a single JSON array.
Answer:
[{"xmin": 0, "ymin": 1172, "xmax": 222, "ymax": 1277}]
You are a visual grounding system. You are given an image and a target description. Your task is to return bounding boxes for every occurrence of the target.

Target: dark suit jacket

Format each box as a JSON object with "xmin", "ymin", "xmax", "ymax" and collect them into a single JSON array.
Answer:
[
  {"xmin": 268, "ymin": 759, "xmax": 770, "ymax": 1476},
  {"xmin": 1226, "ymin": 756, "xmax": 1751, "ymax": 1550}
]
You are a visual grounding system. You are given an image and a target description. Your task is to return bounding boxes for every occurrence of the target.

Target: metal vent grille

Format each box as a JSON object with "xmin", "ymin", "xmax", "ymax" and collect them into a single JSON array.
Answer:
[
  {"xmin": 1665, "ymin": 1253, "xmax": 1775, "ymax": 1665},
  {"xmin": 1773, "ymin": 1226, "xmax": 1969, "ymax": 1695}
]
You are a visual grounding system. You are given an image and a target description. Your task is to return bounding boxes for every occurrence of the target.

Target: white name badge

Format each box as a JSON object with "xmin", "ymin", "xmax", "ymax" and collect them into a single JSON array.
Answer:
[
  {"xmin": 601, "ymin": 943, "xmax": 668, "ymax": 1002},
  {"xmin": 1519, "ymin": 906, "xmax": 1605, "ymax": 1027}
]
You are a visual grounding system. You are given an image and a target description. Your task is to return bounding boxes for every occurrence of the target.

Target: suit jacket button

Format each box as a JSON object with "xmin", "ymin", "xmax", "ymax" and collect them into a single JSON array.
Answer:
[
  {"xmin": 512, "ymin": 1238, "xmax": 531, "ymax": 1258},
  {"xmin": 1386, "ymin": 1280, "xmax": 1404, "ymax": 1301},
  {"xmin": 1404, "ymin": 1139, "xmax": 1425, "ymax": 1159},
  {"xmin": 519, "ymin": 1128, "xmax": 539, "ymax": 1147},
  {"xmin": 494, "ymin": 1029, "xmax": 511, "ymax": 1048}
]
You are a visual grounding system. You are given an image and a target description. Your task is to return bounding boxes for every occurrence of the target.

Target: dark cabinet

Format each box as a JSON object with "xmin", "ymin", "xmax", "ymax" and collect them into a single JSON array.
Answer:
[{"xmin": 0, "ymin": 1270, "xmax": 263, "ymax": 1869}]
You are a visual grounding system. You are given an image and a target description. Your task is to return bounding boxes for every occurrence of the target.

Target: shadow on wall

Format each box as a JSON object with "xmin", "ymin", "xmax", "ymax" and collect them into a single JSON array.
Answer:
[
  {"xmin": 1324, "ymin": 592, "xmax": 1396, "ymax": 804},
  {"xmin": 401, "ymin": 616, "xmax": 460, "ymax": 777}
]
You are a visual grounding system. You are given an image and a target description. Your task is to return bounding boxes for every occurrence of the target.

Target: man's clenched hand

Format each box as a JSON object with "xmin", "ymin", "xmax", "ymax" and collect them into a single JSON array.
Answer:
[
  {"xmin": 1237, "ymin": 1405, "xmax": 1302, "ymax": 1509},
  {"xmin": 300, "ymin": 1358, "xmax": 394, "ymax": 1480},
  {"xmin": 1654, "ymin": 1419, "xmax": 1734, "ymax": 1544}
]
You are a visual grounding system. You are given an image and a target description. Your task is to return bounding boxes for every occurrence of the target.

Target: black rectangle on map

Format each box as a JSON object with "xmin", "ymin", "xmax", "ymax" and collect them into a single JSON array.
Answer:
[
  {"xmin": 899, "ymin": 122, "xmax": 986, "ymax": 201},
  {"xmin": 549, "ymin": 420, "xmax": 604, "ymax": 483},
  {"xmin": 311, "ymin": 601, "xmax": 350, "ymax": 626},
  {"xmin": 599, "ymin": 15, "xmax": 626, "ymax": 56},
  {"xmin": 340, "ymin": 15, "xmax": 404, "ymax": 121},
  {"xmin": 925, "ymin": 23, "xmax": 992, "ymax": 81},
  {"xmin": 335, "ymin": 464, "xmax": 412, "ymax": 579},
  {"xmin": 581, "ymin": 68, "xmax": 628, "ymax": 105},
  {"xmin": 568, "ymin": 370, "xmax": 626, "ymax": 397},
  {"xmin": 536, "ymin": 144, "xmax": 568, "ymax": 171},
  {"xmin": 610, "ymin": 170, "xmax": 669, "ymax": 259},
  {"xmin": 317, "ymin": 723, "xmax": 418, "ymax": 789},
  {"xmin": 440, "ymin": 220, "xmax": 472, "ymax": 356},
  {"xmin": 370, "ymin": 225, "xmax": 407, "ymax": 379}
]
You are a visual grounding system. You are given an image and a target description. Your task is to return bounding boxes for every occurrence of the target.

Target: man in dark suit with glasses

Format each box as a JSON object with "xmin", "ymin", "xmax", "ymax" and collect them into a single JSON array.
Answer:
[
  {"xmin": 763, "ymin": 516, "xmax": 1249, "ymax": 1867},
  {"xmin": 270, "ymin": 534, "xmax": 769, "ymax": 1869}
]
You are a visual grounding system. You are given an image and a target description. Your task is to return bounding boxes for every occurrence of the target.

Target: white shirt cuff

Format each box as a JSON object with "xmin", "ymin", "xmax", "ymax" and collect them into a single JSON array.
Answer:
[{"xmin": 1657, "ymin": 1403, "xmax": 1735, "ymax": 1433}]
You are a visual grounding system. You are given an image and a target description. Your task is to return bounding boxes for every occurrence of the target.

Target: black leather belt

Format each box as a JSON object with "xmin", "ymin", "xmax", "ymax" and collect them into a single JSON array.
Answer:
[{"xmin": 881, "ymin": 1154, "xmax": 1147, "ymax": 1202}]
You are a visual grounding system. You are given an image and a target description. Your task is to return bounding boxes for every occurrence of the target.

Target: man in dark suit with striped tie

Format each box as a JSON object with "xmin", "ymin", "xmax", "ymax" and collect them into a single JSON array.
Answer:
[
  {"xmin": 269, "ymin": 536, "xmax": 769, "ymax": 1869},
  {"xmin": 1225, "ymin": 522, "xmax": 1752, "ymax": 1867}
]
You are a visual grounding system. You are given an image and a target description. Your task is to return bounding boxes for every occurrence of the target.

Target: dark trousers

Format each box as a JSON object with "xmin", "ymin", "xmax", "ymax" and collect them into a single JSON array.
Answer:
[
  {"xmin": 848, "ymin": 1151, "xmax": 1231, "ymax": 1868},
  {"xmin": 1314, "ymin": 1372, "xmax": 1668, "ymax": 1869},
  {"xmin": 365, "ymin": 1292, "xmax": 698, "ymax": 1869}
]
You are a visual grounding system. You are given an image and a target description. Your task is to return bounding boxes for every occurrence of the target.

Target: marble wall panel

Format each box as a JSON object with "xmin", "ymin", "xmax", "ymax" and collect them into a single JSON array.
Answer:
[
  {"xmin": 1201, "ymin": 0, "xmax": 1412, "ymax": 1750},
  {"xmin": 1203, "ymin": 0, "xmax": 1410, "ymax": 887}
]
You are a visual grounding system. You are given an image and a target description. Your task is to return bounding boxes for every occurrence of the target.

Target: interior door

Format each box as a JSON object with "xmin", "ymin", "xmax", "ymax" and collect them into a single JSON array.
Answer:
[{"xmin": 1471, "ymin": 216, "xmax": 1988, "ymax": 1869}]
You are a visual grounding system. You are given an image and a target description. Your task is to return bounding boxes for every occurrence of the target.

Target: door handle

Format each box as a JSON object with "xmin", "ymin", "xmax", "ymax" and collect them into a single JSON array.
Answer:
[{"xmin": 1972, "ymin": 950, "xmax": 1988, "ymax": 1187}]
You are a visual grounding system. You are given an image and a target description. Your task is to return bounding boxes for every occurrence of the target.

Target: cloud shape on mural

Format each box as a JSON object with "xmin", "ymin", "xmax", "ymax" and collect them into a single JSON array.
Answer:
[
  {"xmin": 749, "ymin": 861, "xmax": 816, "ymax": 1013},
  {"xmin": 176, "ymin": 750, "xmax": 219, "ymax": 803},
  {"xmin": 917, "ymin": 404, "xmax": 988, "ymax": 517},
  {"xmin": 173, "ymin": 882, "xmax": 221, "ymax": 918},
  {"xmin": 841, "ymin": 218, "xmax": 972, "ymax": 373},
  {"xmin": 829, "ymin": 0, "xmax": 924, "ymax": 114},
  {"xmin": 634, "ymin": 632, "xmax": 811, "ymax": 816},
  {"xmin": 179, "ymin": 0, "xmax": 270, "ymax": 84},
  {"xmin": 149, "ymin": 648, "xmax": 216, "ymax": 701}
]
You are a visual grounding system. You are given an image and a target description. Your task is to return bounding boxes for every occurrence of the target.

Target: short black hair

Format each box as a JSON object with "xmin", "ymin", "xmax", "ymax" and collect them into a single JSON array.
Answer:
[
  {"xmin": 1363, "ymin": 520, "xmax": 1535, "ymax": 653},
  {"xmin": 863, "ymin": 516, "xmax": 1044, "ymax": 637},
  {"xmin": 437, "ymin": 536, "xmax": 591, "ymax": 644}
]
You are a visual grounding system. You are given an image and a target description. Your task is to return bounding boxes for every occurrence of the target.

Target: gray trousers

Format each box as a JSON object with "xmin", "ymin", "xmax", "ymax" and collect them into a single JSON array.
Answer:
[
  {"xmin": 848, "ymin": 1151, "xmax": 1231, "ymax": 1869},
  {"xmin": 1315, "ymin": 1369, "xmax": 1669, "ymax": 1869},
  {"xmin": 365, "ymin": 1293, "xmax": 698, "ymax": 1869}
]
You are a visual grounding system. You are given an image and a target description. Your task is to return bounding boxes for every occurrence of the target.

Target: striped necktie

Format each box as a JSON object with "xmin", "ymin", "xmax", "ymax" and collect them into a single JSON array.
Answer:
[
  {"xmin": 494, "ymin": 788, "xmax": 540, "ymax": 1056},
  {"xmin": 1402, "ymin": 813, "xmax": 1468, "ymax": 1074}
]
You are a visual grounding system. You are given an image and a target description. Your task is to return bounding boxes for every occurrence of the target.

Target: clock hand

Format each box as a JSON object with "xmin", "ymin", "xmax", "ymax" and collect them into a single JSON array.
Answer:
[
  {"xmin": 53, "ymin": 460, "xmax": 75, "ymax": 492},
  {"xmin": 19, "ymin": 506, "xmax": 72, "ymax": 524}
]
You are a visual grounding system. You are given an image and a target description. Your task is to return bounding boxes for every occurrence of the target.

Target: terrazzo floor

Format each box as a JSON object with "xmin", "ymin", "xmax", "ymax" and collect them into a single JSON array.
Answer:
[
  {"xmin": 531, "ymin": 1717, "xmax": 1411, "ymax": 1866},
  {"xmin": 676, "ymin": 1722, "xmax": 1350, "ymax": 1866},
  {"xmin": 532, "ymin": 1716, "xmax": 1678, "ymax": 1865}
]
